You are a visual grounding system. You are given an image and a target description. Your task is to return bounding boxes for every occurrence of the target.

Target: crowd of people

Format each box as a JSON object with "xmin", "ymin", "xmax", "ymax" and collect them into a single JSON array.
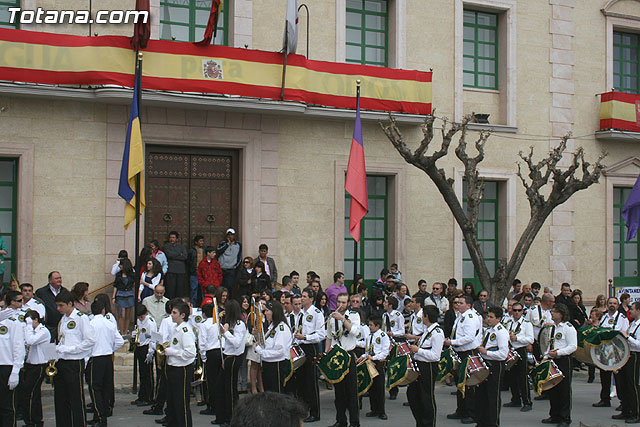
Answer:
[{"xmin": 1, "ymin": 228, "xmax": 639, "ymax": 427}]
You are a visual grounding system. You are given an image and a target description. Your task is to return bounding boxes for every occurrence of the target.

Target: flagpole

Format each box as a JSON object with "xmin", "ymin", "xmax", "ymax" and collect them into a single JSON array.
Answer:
[
  {"xmin": 280, "ymin": 26, "xmax": 288, "ymax": 100},
  {"xmin": 352, "ymin": 80, "xmax": 361, "ymax": 293}
]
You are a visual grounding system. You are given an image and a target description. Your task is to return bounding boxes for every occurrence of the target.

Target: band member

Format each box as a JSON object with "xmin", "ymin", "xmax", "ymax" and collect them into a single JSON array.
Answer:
[
  {"xmin": 327, "ymin": 292, "xmax": 361, "ymax": 427},
  {"xmin": 382, "ymin": 296, "xmax": 404, "ymax": 400},
  {"xmin": 503, "ymin": 302, "xmax": 534, "ymax": 411},
  {"xmin": 593, "ymin": 297, "xmax": 629, "ymax": 408},
  {"xmin": 87, "ymin": 300, "xmax": 125, "ymax": 427},
  {"xmin": 527, "ymin": 293, "xmax": 554, "ymax": 360},
  {"xmin": 405, "ymin": 296, "xmax": 425, "ymax": 342},
  {"xmin": 20, "ymin": 310, "xmax": 50, "ymax": 427},
  {"xmin": 144, "ymin": 299, "xmax": 175, "ymax": 418},
  {"xmin": 363, "ymin": 315, "xmax": 390, "ymax": 420},
  {"xmin": 20, "ymin": 283, "xmax": 46, "ymax": 319},
  {"xmin": 216, "ymin": 300, "xmax": 247, "ymax": 426},
  {"xmin": 476, "ymin": 306, "xmax": 509, "ymax": 427},
  {"xmin": 132, "ymin": 304, "xmax": 157, "ymax": 406},
  {"xmin": 617, "ymin": 301, "xmax": 640, "ymax": 423},
  {"xmin": 162, "ymin": 301, "xmax": 196, "ymax": 427},
  {"xmin": 199, "ymin": 303, "xmax": 222, "ymax": 416},
  {"xmin": 0, "ymin": 291, "xmax": 25, "ymax": 427},
  {"xmin": 54, "ymin": 289, "xmax": 96, "ymax": 427},
  {"xmin": 444, "ymin": 294, "xmax": 482, "ymax": 424},
  {"xmin": 408, "ymin": 305, "xmax": 444, "ymax": 427},
  {"xmin": 293, "ymin": 288, "xmax": 326, "ymax": 422},
  {"xmin": 255, "ymin": 301, "xmax": 291, "ymax": 392},
  {"xmin": 284, "ymin": 295, "xmax": 303, "ymax": 394},
  {"xmin": 541, "ymin": 303, "xmax": 577, "ymax": 427}
]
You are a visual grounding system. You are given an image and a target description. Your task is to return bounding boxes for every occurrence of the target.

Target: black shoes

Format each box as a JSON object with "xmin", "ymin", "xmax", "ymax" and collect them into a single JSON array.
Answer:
[
  {"xmin": 143, "ymin": 407, "xmax": 164, "ymax": 415},
  {"xmin": 503, "ymin": 401, "xmax": 520, "ymax": 408},
  {"xmin": 200, "ymin": 408, "xmax": 216, "ymax": 415},
  {"xmin": 520, "ymin": 405, "xmax": 532, "ymax": 412},
  {"xmin": 541, "ymin": 417, "xmax": 560, "ymax": 424},
  {"xmin": 378, "ymin": 414, "xmax": 388, "ymax": 420},
  {"xmin": 303, "ymin": 416, "xmax": 320, "ymax": 423},
  {"xmin": 460, "ymin": 417, "xmax": 474, "ymax": 424},
  {"xmin": 593, "ymin": 400, "xmax": 611, "ymax": 407},
  {"xmin": 447, "ymin": 412, "xmax": 463, "ymax": 419}
]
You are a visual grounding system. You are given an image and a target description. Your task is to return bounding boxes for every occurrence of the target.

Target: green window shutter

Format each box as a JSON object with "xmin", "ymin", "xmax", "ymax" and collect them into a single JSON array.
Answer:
[
  {"xmin": 160, "ymin": 0, "xmax": 228, "ymax": 45},
  {"xmin": 613, "ymin": 31, "xmax": 640, "ymax": 94},
  {"xmin": 614, "ymin": 186, "xmax": 640, "ymax": 286},
  {"xmin": 463, "ymin": 10, "xmax": 498, "ymax": 90},
  {"xmin": 0, "ymin": 158, "xmax": 18, "ymax": 285},
  {"xmin": 0, "ymin": 1, "xmax": 20, "ymax": 29},
  {"xmin": 346, "ymin": 0, "xmax": 388, "ymax": 67}
]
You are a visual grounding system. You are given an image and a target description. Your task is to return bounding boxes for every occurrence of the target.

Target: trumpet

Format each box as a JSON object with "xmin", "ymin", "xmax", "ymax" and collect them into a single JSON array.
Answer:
[
  {"xmin": 156, "ymin": 341, "xmax": 170, "ymax": 365},
  {"xmin": 45, "ymin": 360, "xmax": 57, "ymax": 378},
  {"xmin": 128, "ymin": 326, "xmax": 140, "ymax": 352}
]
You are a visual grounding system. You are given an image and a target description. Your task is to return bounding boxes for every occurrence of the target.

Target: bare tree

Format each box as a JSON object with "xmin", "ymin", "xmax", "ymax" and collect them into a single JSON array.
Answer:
[{"xmin": 380, "ymin": 113, "xmax": 606, "ymax": 305}]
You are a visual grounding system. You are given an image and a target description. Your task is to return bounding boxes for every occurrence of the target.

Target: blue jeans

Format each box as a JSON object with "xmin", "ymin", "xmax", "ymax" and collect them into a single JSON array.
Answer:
[
  {"xmin": 190, "ymin": 275, "xmax": 199, "ymax": 306},
  {"xmin": 221, "ymin": 269, "xmax": 236, "ymax": 295}
]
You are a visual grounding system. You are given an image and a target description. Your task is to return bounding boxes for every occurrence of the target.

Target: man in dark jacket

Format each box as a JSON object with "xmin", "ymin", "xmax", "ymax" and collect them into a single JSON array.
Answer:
[
  {"xmin": 35, "ymin": 271, "xmax": 68, "ymax": 342},
  {"xmin": 163, "ymin": 231, "xmax": 188, "ymax": 299},
  {"xmin": 472, "ymin": 289, "xmax": 494, "ymax": 316},
  {"xmin": 555, "ymin": 282, "xmax": 572, "ymax": 307},
  {"xmin": 187, "ymin": 235, "xmax": 205, "ymax": 306},
  {"xmin": 255, "ymin": 243, "xmax": 277, "ymax": 285}
]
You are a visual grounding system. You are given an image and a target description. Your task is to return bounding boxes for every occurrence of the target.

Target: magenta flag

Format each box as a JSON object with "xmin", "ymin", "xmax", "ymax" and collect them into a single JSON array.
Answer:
[
  {"xmin": 622, "ymin": 174, "xmax": 640, "ymax": 241},
  {"xmin": 345, "ymin": 86, "xmax": 368, "ymax": 242}
]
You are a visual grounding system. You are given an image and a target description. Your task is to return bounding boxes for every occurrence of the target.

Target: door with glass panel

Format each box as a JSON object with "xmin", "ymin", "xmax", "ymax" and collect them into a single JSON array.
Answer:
[
  {"xmin": 614, "ymin": 186, "xmax": 640, "ymax": 287},
  {"xmin": 0, "ymin": 158, "xmax": 17, "ymax": 285}
]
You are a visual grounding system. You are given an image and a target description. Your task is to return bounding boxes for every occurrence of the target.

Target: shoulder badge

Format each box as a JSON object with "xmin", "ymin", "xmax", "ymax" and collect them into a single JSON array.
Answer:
[
  {"xmin": 269, "ymin": 329, "xmax": 276, "ymax": 339},
  {"xmin": 490, "ymin": 333, "xmax": 496, "ymax": 341},
  {"xmin": 182, "ymin": 327, "xmax": 188, "ymax": 332},
  {"xmin": 555, "ymin": 332, "xmax": 562, "ymax": 340},
  {"xmin": 496, "ymin": 324, "xmax": 503, "ymax": 330},
  {"xmin": 417, "ymin": 317, "xmax": 422, "ymax": 324},
  {"xmin": 67, "ymin": 320, "xmax": 76, "ymax": 330},
  {"xmin": 376, "ymin": 336, "xmax": 381, "ymax": 344},
  {"xmin": 315, "ymin": 307, "xmax": 321, "ymax": 314},
  {"xmin": 172, "ymin": 337, "xmax": 178, "ymax": 345},
  {"xmin": 35, "ymin": 300, "xmax": 42, "ymax": 305},
  {"xmin": 279, "ymin": 324, "xmax": 285, "ymax": 331},
  {"xmin": 8, "ymin": 317, "xmax": 15, "ymax": 321},
  {"xmin": 436, "ymin": 327, "xmax": 442, "ymax": 333},
  {"xmin": 236, "ymin": 320, "xmax": 241, "ymax": 325},
  {"xmin": 78, "ymin": 312, "xmax": 83, "ymax": 316},
  {"xmin": 106, "ymin": 314, "xmax": 111, "ymax": 320},
  {"xmin": 460, "ymin": 316, "xmax": 465, "ymax": 323},
  {"xmin": 0, "ymin": 325, "xmax": 7, "ymax": 335},
  {"xmin": 195, "ymin": 315, "xmax": 202, "ymax": 323},
  {"xmin": 306, "ymin": 315, "xmax": 313, "ymax": 322},
  {"xmin": 468, "ymin": 313, "xmax": 473, "ymax": 319}
]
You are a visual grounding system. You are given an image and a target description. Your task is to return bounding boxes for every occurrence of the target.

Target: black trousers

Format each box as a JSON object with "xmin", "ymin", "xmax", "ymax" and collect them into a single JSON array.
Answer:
[
  {"xmin": 407, "ymin": 361, "xmax": 437, "ymax": 427},
  {"xmin": 262, "ymin": 360, "xmax": 289, "ymax": 393},
  {"xmin": 600, "ymin": 368, "xmax": 622, "ymax": 402},
  {"xmin": 218, "ymin": 354, "xmax": 242, "ymax": 423},
  {"xmin": 455, "ymin": 350, "xmax": 475, "ymax": 419},
  {"xmin": 19, "ymin": 363, "xmax": 46, "ymax": 427},
  {"xmin": 509, "ymin": 347, "xmax": 531, "ymax": 406},
  {"xmin": 368, "ymin": 361, "xmax": 386, "ymax": 416},
  {"xmin": 86, "ymin": 355, "xmax": 112, "ymax": 423},
  {"xmin": 134, "ymin": 344, "xmax": 154, "ymax": 402},
  {"xmin": 333, "ymin": 351, "xmax": 359, "ymax": 426},
  {"xmin": 164, "ymin": 272, "xmax": 188, "ymax": 299},
  {"xmin": 166, "ymin": 364, "xmax": 194, "ymax": 427},
  {"xmin": 153, "ymin": 355, "xmax": 168, "ymax": 411},
  {"xmin": 296, "ymin": 343, "xmax": 320, "ymax": 418},
  {"xmin": 0, "ymin": 365, "xmax": 17, "ymax": 427},
  {"xmin": 53, "ymin": 359, "xmax": 86, "ymax": 427},
  {"xmin": 205, "ymin": 349, "xmax": 223, "ymax": 413},
  {"xmin": 549, "ymin": 356, "xmax": 572, "ymax": 423},
  {"xmin": 475, "ymin": 360, "xmax": 503, "ymax": 427},
  {"xmin": 619, "ymin": 351, "xmax": 640, "ymax": 418}
]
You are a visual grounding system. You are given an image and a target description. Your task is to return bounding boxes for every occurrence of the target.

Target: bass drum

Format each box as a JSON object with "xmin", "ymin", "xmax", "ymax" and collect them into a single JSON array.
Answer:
[
  {"xmin": 538, "ymin": 325, "xmax": 554, "ymax": 355},
  {"xmin": 574, "ymin": 326, "xmax": 630, "ymax": 371}
]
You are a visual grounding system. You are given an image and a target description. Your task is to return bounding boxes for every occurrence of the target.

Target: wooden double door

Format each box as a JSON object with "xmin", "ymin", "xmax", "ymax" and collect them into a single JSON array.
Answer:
[{"xmin": 145, "ymin": 147, "xmax": 239, "ymax": 248}]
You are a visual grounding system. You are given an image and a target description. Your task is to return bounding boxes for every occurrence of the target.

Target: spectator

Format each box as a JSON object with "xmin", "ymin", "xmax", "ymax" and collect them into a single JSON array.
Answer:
[
  {"xmin": 138, "ymin": 258, "xmax": 162, "ymax": 302},
  {"xmin": 112, "ymin": 259, "xmax": 136, "ymax": 335},
  {"xmin": 250, "ymin": 261, "xmax": 271, "ymax": 297},
  {"xmin": 543, "ymin": 286, "xmax": 553, "ymax": 295},
  {"xmin": 197, "ymin": 246, "xmax": 223, "ymax": 297},
  {"xmin": 619, "ymin": 292, "xmax": 632, "ymax": 321},
  {"xmin": 392, "ymin": 283, "xmax": 411, "ymax": 313},
  {"xmin": 443, "ymin": 289, "xmax": 464, "ymax": 338},
  {"xmin": 594, "ymin": 294, "xmax": 607, "ymax": 311},
  {"xmin": 35, "ymin": 271, "xmax": 67, "ymax": 342},
  {"xmin": 556, "ymin": 282, "xmax": 572, "ymax": 307},
  {"xmin": 569, "ymin": 290, "xmax": 587, "ymax": 329},
  {"xmin": 279, "ymin": 276, "xmax": 292, "ymax": 294},
  {"xmin": 163, "ymin": 231, "xmax": 188, "ymax": 299},
  {"xmin": 217, "ymin": 228, "xmax": 243, "ymax": 292},
  {"xmin": 314, "ymin": 291, "xmax": 330, "ymax": 320},
  {"xmin": 230, "ymin": 391, "xmax": 307, "ymax": 427},
  {"xmin": 149, "ymin": 240, "xmax": 168, "ymax": 274},
  {"xmin": 507, "ymin": 279, "xmax": 521, "ymax": 300},
  {"xmin": 352, "ymin": 274, "xmax": 364, "ymax": 295},
  {"xmin": 413, "ymin": 280, "xmax": 430, "ymax": 301},
  {"xmin": 473, "ymin": 289, "xmax": 493, "ymax": 316},
  {"xmin": 373, "ymin": 268, "xmax": 390, "ymax": 294},
  {"xmin": 531, "ymin": 282, "xmax": 541, "ymax": 297},
  {"xmin": 235, "ymin": 256, "xmax": 254, "ymax": 300},
  {"xmin": 357, "ymin": 282, "xmax": 369, "ymax": 307},
  {"xmin": 305, "ymin": 271, "xmax": 318, "ymax": 286},
  {"xmin": 388, "ymin": 263, "xmax": 403, "ymax": 283},
  {"xmin": 424, "ymin": 282, "xmax": 449, "ymax": 324},
  {"xmin": 367, "ymin": 291, "xmax": 385, "ymax": 320},
  {"xmin": 110, "ymin": 250, "xmax": 129, "ymax": 276},
  {"xmin": 326, "ymin": 272, "xmax": 347, "ymax": 312},
  {"xmin": 463, "ymin": 282, "xmax": 478, "ymax": 302},
  {"xmin": 71, "ymin": 282, "xmax": 92, "ymax": 315},
  {"xmin": 254, "ymin": 243, "xmax": 277, "ymax": 285},
  {"xmin": 445, "ymin": 278, "xmax": 458, "ymax": 304},
  {"xmin": 136, "ymin": 246, "xmax": 153, "ymax": 280},
  {"xmin": 188, "ymin": 235, "xmax": 206, "ymax": 306},
  {"xmin": 201, "ymin": 285, "xmax": 216, "ymax": 308},
  {"xmin": 216, "ymin": 286, "xmax": 229, "ymax": 311},
  {"xmin": 289, "ymin": 271, "xmax": 302, "ymax": 296},
  {"xmin": 142, "ymin": 284, "xmax": 168, "ymax": 325}
]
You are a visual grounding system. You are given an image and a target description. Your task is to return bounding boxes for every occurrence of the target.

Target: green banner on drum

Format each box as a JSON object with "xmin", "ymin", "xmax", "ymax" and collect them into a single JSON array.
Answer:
[
  {"xmin": 575, "ymin": 326, "xmax": 630, "ymax": 371},
  {"xmin": 456, "ymin": 358, "xmax": 469, "ymax": 398},
  {"xmin": 530, "ymin": 361, "xmax": 551, "ymax": 395},
  {"xmin": 357, "ymin": 363, "xmax": 373, "ymax": 397},
  {"xmin": 577, "ymin": 326, "xmax": 621, "ymax": 347},
  {"xmin": 437, "ymin": 350, "xmax": 455, "ymax": 382},
  {"xmin": 386, "ymin": 355, "xmax": 408, "ymax": 390},
  {"xmin": 316, "ymin": 346, "xmax": 351, "ymax": 384}
]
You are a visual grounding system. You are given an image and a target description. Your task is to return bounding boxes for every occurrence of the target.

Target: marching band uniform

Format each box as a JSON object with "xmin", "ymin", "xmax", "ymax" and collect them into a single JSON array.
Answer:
[
  {"xmin": 20, "ymin": 321, "xmax": 50, "ymax": 427},
  {"xmin": 365, "ymin": 328, "xmax": 390, "ymax": 419},
  {"xmin": 407, "ymin": 323, "xmax": 443, "ymax": 427},
  {"xmin": 163, "ymin": 322, "xmax": 197, "ymax": 427},
  {"xmin": 408, "ymin": 308, "xmax": 425, "ymax": 340},
  {"xmin": 618, "ymin": 317, "xmax": 640, "ymax": 422},
  {"xmin": 544, "ymin": 320, "xmax": 577, "ymax": 426},
  {"xmin": 256, "ymin": 321, "xmax": 291, "ymax": 393},
  {"xmin": 294, "ymin": 304, "xmax": 326, "ymax": 421},
  {"xmin": 217, "ymin": 319, "xmax": 247, "ymax": 425},
  {"xmin": 597, "ymin": 311, "xmax": 629, "ymax": 407},
  {"xmin": 23, "ymin": 298, "xmax": 46, "ymax": 320},
  {"xmin": 0, "ymin": 314, "xmax": 25, "ymax": 427},
  {"xmin": 383, "ymin": 309, "xmax": 405, "ymax": 399},
  {"xmin": 134, "ymin": 314, "xmax": 157, "ymax": 405},
  {"xmin": 87, "ymin": 313, "xmax": 124, "ymax": 426},
  {"xmin": 285, "ymin": 310, "xmax": 303, "ymax": 394},
  {"xmin": 148, "ymin": 316, "xmax": 174, "ymax": 415},
  {"xmin": 476, "ymin": 322, "xmax": 509, "ymax": 427},
  {"xmin": 327, "ymin": 308, "xmax": 361, "ymax": 427},
  {"xmin": 198, "ymin": 314, "xmax": 222, "ymax": 416},
  {"xmin": 448, "ymin": 308, "xmax": 482, "ymax": 422},
  {"xmin": 505, "ymin": 316, "xmax": 534, "ymax": 409},
  {"xmin": 54, "ymin": 309, "xmax": 96, "ymax": 427},
  {"xmin": 527, "ymin": 305, "xmax": 551, "ymax": 359}
]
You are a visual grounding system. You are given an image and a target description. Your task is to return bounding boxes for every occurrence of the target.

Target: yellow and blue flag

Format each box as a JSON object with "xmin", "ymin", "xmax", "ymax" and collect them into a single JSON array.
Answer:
[{"xmin": 118, "ymin": 64, "xmax": 145, "ymax": 229}]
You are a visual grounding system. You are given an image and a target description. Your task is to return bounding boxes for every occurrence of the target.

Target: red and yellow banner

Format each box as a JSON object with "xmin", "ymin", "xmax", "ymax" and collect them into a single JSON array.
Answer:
[
  {"xmin": 600, "ymin": 91, "xmax": 640, "ymax": 132},
  {"xmin": 0, "ymin": 29, "xmax": 432, "ymax": 115}
]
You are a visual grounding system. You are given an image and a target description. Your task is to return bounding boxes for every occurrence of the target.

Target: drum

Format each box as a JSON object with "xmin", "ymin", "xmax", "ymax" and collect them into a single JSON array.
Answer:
[
  {"xmin": 538, "ymin": 325, "xmax": 554, "ymax": 355},
  {"xmin": 465, "ymin": 355, "xmax": 489, "ymax": 386},
  {"xmin": 313, "ymin": 345, "xmax": 351, "ymax": 384},
  {"xmin": 356, "ymin": 359, "xmax": 379, "ymax": 397},
  {"xmin": 290, "ymin": 344, "xmax": 306, "ymax": 371},
  {"xmin": 396, "ymin": 342, "xmax": 412, "ymax": 357},
  {"xmin": 574, "ymin": 326, "xmax": 630, "ymax": 371},
  {"xmin": 529, "ymin": 360, "xmax": 564, "ymax": 394},
  {"xmin": 436, "ymin": 347, "xmax": 461, "ymax": 382},
  {"xmin": 504, "ymin": 347, "xmax": 521, "ymax": 371},
  {"xmin": 386, "ymin": 354, "xmax": 419, "ymax": 390}
]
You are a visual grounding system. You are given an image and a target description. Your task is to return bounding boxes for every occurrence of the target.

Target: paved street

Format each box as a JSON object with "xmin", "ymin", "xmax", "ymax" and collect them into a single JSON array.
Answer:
[{"xmin": 38, "ymin": 369, "xmax": 623, "ymax": 426}]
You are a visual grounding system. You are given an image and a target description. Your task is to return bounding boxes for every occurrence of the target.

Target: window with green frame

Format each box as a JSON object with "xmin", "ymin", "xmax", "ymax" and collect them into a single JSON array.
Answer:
[
  {"xmin": 463, "ymin": 10, "xmax": 498, "ymax": 90},
  {"xmin": 344, "ymin": 176, "xmax": 387, "ymax": 292},
  {"xmin": 0, "ymin": 1, "xmax": 20, "ymax": 29},
  {"xmin": 614, "ymin": 186, "xmax": 640, "ymax": 286},
  {"xmin": 462, "ymin": 181, "xmax": 498, "ymax": 291},
  {"xmin": 346, "ymin": 0, "xmax": 388, "ymax": 67},
  {"xmin": 613, "ymin": 31, "xmax": 640, "ymax": 94},
  {"xmin": 0, "ymin": 158, "xmax": 17, "ymax": 285},
  {"xmin": 160, "ymin": 0, "xmax": 228, "ymax": 45}
]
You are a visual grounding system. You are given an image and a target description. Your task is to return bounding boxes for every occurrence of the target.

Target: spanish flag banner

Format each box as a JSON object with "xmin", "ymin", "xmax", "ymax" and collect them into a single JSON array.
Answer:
[
  {"xmin": 600, "ymin": 91, "xmax": 640, "ymax": 132},
  {"xmin": 0, "ymin": 28, "xmax": 431, "ymax": 115}
]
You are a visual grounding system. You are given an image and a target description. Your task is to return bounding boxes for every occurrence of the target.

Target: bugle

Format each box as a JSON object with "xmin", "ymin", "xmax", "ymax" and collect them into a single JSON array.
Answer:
[{"xmin": 45, "ymin": 360, "xmax": 57, "ymax": 378}]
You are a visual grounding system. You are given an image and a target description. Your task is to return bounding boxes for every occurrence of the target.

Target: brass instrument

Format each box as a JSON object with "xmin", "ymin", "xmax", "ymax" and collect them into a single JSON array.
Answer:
[
  {"xmin": 156, "ymin": 341, "xmax": 170, "ymax": 365},
  {"xmin": 45, "ymin": 360, "xmax": 57, "ymax": 378},
  {"xmin": 128, "ymin": 326, "xmax": 140, "ymax": 352}
]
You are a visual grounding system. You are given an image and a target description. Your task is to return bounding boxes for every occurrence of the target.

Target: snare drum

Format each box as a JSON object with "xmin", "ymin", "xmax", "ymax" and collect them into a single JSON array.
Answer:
[
  {"xmin": 396, "ymin": 342, "xmax": 412, "ymax": 357},
  {"xmin": 529, "ymin": 359, "xmax": 564, "ymax": 394},
  {"xmin": 290, "ymin": 344, "xmax": 306, "ymax": 371},
  {"xmin": 504, "ymin": 347, "xmax": 521, "ymax": 371},
  {"xmin": 465, "ymin": 355, "xmax": 489, "ymax": 386},
  {"xmin": 436, "ymin": 347, "xmax": 461, "ymax": 382}
]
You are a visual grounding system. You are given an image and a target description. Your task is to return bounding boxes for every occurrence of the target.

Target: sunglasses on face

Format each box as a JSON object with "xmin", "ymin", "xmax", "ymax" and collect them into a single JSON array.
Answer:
[{"xmin": 513, "ymin": 309, "xmax": 523, "ymax": 312}]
